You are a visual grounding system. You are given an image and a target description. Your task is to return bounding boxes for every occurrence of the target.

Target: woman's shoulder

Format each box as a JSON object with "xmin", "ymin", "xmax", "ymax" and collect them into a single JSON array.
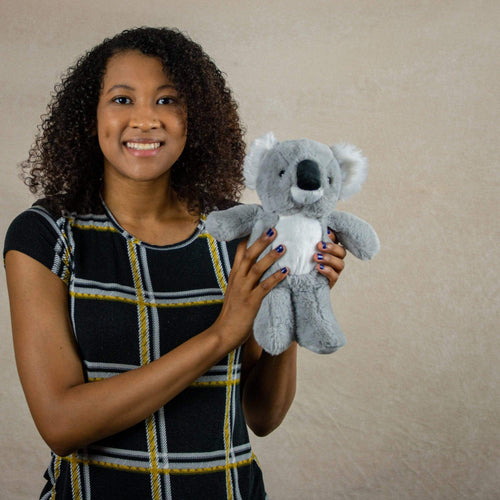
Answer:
[
  {"xmin": 3, "ymin": 200, "xmax": 72, "ymax": 276},
  {"xmin": 6, "ymin": 199, "xmax": 67, "ymax": 238}
]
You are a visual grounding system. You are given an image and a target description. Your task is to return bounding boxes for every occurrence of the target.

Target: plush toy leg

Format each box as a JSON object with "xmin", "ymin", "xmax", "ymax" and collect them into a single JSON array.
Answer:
[
  {"xmin": 292, "ymin": 276, "xmax": 346, "ymax": 354},
  {"xmin": 253, "ymin": 285, "xmax": 295, "ymax": 355}
]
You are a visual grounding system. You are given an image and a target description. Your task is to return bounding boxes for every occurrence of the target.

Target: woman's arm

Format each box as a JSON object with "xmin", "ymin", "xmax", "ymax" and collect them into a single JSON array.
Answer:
[
  {"xmin": 241, "ymin": 233, "xmax": 347, "ymax": 436},
  {"xmin": 6, "ymin": 229, "xmax": 285, "ymax": 457}
]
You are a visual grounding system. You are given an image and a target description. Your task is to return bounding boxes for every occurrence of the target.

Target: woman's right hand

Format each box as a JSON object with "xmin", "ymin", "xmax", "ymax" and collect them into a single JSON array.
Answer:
[{"xmin": 214, "ymin": 228, "xmax": 288, "ymax": 350}]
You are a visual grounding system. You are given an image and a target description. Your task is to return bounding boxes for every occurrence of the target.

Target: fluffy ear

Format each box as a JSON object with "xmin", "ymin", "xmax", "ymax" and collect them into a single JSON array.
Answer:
[
  {"xmin": 243, "ymin": 132, "xmax": 279, "ymax": 189},
  {"xmin": 331, "ymin": 143, "xmax": 368, "ymax": 200}
]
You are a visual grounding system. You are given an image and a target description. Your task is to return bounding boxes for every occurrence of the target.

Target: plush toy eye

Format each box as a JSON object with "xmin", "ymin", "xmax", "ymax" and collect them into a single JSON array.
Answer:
[
  {"xmin": 328, "ymin": 177, "xmax": 333, "ymax": 185},
  {"xmin": 279, "ymin": 170, "xmax": 286, "ymax": 177}
]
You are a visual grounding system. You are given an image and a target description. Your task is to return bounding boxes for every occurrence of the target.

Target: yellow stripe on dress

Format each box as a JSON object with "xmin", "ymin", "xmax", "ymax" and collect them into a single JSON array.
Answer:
[
  {"xmin": 128, "ymin": 240, "xmax": 161, "ymax": 500},
  {"xmin": 60, "ymin": 229, "xmax": 72, "ymax": 284},
  {"xmin": 191, "ymin": 379, "xmax": 240, "ymax": 388},
  {"xmin": 69, "ymin": 453, "xmax": 82, "ymax": 500},
  {"xmin": 205, "ymin": 214, "xmax": 237, "ymax": 499},
  {"xmin": 50, "ymin": 455, "xmax": 62, "ymax": 500},
  {"xmin": 205, "ymin": 234, "xmax": 227, "ymax": 294},
  {"xmin": 69, "ymin": 220, "xmax": 119, "ymax": 233},
  {"xmin": 88, "ymin": 377, "xmax": 240, "ymax": 388},
  {"xmin": 69, "ymin": 291, "xmax": 223, "ymax": 308},
  {"xmin": 63, "ymin": 454, "xmax": 257, "ymax": 476},
  {"xmin": 224, "ymin": 350, "xmax": 235, "ymax": 499}
]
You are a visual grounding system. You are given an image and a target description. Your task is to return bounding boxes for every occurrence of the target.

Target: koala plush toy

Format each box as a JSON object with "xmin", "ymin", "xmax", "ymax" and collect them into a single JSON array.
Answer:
[{"xmin": 205, "ymin": 132, "xmax": 380, "ymax": 355}]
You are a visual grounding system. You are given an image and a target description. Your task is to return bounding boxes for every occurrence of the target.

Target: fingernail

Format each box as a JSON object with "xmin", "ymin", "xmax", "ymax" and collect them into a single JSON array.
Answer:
[
  {"xmin": 319, "ymin": 264, "xmax": 325, "ymax": 270},
  {"xmin": 266, "ymin": 228, "xmax": 274, "ymax": 237},
  {"xmin": 322, "ymin": 242, "xmax": 327, "ymax": 250},
  {"xmin": 281, "ymin": 267, "xmax": 288, "ymax": 274},
  {"xmin": 317, "ymin": 253, "xmax": 324, "ymax": 260},
  {"xmin": 276, "ymin": 244, "xmax": 284, "ymax": 253}
]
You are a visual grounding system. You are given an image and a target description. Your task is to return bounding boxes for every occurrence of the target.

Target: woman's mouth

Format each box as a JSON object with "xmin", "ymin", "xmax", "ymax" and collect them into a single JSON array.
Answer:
[
  {"xmin": 125, "ymin": 141, "xmax": 161, "ymax": 151},
  {"xmin": 124, "ymin": 141, "xmax": 164, "ymax": 157}
]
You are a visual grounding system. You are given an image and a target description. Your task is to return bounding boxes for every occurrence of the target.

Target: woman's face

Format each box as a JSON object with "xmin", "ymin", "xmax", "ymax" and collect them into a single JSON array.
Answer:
[{"xmin": 96, "ymin": 50, "xmax": 187, "ymax": 185}]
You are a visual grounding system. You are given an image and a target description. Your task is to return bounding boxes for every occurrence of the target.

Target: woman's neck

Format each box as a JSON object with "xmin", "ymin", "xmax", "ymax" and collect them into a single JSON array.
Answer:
[{"xmin": 101, "ymin": 175, "xmax": 200, "ymax": 246}]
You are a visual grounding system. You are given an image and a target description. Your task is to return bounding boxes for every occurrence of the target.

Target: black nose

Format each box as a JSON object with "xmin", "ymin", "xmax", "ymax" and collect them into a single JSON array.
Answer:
[{"xmin": 296, "ymin": 160, "xmax": 321, "ymax": 190}]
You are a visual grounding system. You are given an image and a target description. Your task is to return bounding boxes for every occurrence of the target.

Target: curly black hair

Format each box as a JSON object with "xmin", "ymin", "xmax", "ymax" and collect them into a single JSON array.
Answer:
[{"xmin": 21, "ymin": 27, "xmax": 246, "ymax": 215}]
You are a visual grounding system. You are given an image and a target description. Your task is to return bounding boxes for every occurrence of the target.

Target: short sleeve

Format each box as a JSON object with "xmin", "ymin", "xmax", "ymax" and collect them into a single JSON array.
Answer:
[{"xmin": 3, "ymin": 205, "xmax": 72, "ymax": 284}]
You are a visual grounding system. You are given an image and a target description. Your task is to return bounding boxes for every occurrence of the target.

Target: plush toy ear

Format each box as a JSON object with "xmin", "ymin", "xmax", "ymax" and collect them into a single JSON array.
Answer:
[
  {"xmin": 331, "ymin": 143, "xmax": 368, "ymax": 200},
  {"xmin": 243, "ymin": 132, "xmax": 279, "ymax": 189}
]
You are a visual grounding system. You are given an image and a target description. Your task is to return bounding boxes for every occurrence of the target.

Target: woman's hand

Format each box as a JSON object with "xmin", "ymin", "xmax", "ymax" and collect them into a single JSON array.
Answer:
[
  {"xmin": 214, "ymin": 228, "xmax": 287, "ymax": 350},
  {"xmin": 314, "ymin": 230, "xmax": 347, "ymax": 288}
]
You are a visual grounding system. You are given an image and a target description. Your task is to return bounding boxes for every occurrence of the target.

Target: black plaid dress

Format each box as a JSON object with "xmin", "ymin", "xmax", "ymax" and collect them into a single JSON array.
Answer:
[{"xmin": 4, "ymin": 201, "xmax": 267, "ymax": 500}]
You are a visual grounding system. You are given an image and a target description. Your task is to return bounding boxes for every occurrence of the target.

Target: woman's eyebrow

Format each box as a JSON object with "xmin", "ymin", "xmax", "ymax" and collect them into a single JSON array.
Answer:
[
  {"xmin": 105, "ymin": 84, "xmax": 134, "ymax": 94},
  {"xmin": 105, "ymin": 83, "xmax": 177, "ymax": 95},
  {"xmin": 158, "ymin": 84, "xmax": 177, "ymax": 91}
]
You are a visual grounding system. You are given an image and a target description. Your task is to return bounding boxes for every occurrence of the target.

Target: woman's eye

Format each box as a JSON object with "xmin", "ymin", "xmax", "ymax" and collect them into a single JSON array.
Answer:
[
  {"xmin": 112, "ymin": 96, "xmax": 131, "ymax": 105},
  {"xmin": 157, "ymin": 97, "xmax": 176, "ymax": 105}
]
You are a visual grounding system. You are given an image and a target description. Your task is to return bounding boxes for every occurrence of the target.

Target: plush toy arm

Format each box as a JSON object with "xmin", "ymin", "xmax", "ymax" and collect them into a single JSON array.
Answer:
[
  {"xmin": 326, "ymin": 211, "xmax": 380, "ymax": 260},
  {"xmin": 205, "ymin": 204, "xmax": 262, "ymax": 241}
]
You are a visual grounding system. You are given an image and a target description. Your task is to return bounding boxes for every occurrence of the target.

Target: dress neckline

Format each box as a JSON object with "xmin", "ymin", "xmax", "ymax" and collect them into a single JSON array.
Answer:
[{"xmin": 100, "ymin": 196, "xmax": 205, "ymax": 250}]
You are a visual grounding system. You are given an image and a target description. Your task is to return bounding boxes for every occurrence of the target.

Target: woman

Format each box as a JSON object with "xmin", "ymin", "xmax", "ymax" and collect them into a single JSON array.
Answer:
[{"xmin": 4, "ymin": 27, "xmax": 346, "ymax": 499}]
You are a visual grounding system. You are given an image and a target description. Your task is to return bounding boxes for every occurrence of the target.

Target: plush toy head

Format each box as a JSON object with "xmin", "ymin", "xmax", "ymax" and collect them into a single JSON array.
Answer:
[{"xmin": 244, "ymin": 132, "xmax": 368, "ymax": 217}]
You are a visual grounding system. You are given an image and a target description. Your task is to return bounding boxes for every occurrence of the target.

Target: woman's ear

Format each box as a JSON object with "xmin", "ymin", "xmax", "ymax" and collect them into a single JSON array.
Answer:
[{"xmin": 88, "ymin": 120, "xmax": 98, "ymax": 137}]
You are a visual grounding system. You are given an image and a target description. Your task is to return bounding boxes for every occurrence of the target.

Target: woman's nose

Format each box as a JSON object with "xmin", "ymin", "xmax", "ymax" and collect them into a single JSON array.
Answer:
[{"xmin": 129, "ymin": 105, "xmax": 160, "ymax": 130}]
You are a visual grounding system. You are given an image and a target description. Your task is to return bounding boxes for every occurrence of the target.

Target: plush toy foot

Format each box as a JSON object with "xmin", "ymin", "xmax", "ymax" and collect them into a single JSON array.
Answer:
[
  {"xmin": 291, "ymin": 276, "xmax": 346, "ymax": 354},
  {"xmin": 253, "ymin": 286, "xmax": 295, "ymax": 355}
]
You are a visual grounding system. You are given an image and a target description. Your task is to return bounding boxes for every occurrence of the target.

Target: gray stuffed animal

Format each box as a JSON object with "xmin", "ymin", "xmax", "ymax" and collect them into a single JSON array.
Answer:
[{"xmin": 205, "ymin": 132, "xmax": 380, "ymax": 355}]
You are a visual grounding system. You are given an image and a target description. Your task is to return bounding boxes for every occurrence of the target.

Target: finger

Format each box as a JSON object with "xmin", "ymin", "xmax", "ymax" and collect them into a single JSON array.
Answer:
[
  {"xmin": 317, "ymin": 241, "xmax": 347, "ymax": 260},
  {"xmin": 247, "ymin": 243, "xmax": 286, "ymax": 286},
  {"xmin": 228, "ymin": 238, "xmax": 250, "ymax": 287},
  {"xmin": 327, "ymin": 228, "xmax": 337, "ymax": 243},
  {"xmin": 327, "ymin": 229, "xmax": 347, "ymax": 253},
  {"xmin": 239, "ymin": 228, "xmax": 277, "ymax": 274},
  {"xmin": 315, "ymin": 251, "xmax": 345, "ymax": 273},
  {"xmin": 317, "ymin": 262, "xmax": 340, "ymax": 289},
  {"xmin": 254, "ymin": 266, "xmax": 289, "ymax": 299},
  {"xmin": 232, "ymin": 238, "xmax": 249, "ymax": 270}
]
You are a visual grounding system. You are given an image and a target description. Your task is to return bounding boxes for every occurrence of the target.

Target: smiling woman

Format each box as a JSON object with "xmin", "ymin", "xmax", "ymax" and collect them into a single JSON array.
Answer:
[
  {"xmin": 3, "ymin": 27, "xmax": 346, "ymax": 499},
  {"xmin": 97, "ymin": 51, "xmax": 188, "ymax": 186},
  {"xmin": 96, "ymin": 50, "xmax": 194, "ymax": 245},
  {"xmin": 19, "ymin": 28, "xmax": 246, "ymax": 216}
]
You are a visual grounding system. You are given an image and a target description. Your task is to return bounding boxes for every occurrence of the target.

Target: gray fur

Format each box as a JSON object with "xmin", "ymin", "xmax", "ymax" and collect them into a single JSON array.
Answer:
[{"xmin": 205, "ymin": 133, "xmax": 380, "ymax": 355}]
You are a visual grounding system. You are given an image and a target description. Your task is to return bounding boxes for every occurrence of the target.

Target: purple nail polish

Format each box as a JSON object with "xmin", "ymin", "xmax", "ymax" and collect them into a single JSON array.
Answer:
[
  {"xmin": 322, "ymin": 242, "xmax": 327, "ymax": 250},
  {"xmin": 317, "ymin": 253, "xmax": 324, "ymax": 260},
  {"xmin": 266, "ymin": 228, "xmax": 274, "ymax": 237},
  {"xmin": 281, "ymin": 267, "xmax": 288, "ymax": 274},
  {"xmin": 319, "ymin": 264, "xmax": 325, "ymax": 270},
  {"xmin": 327, "ymin": 228, "xmax": 331, "ymax": 235},
  {"xmin": 276, "ymin": 245, "xmax": 284, "ymax": 253}
]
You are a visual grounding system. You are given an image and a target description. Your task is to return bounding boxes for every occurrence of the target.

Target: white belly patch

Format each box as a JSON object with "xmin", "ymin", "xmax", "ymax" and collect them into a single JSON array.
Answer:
[{"xmin": 273, "ymin": 215, "xmax": 322, "ymax": 275}]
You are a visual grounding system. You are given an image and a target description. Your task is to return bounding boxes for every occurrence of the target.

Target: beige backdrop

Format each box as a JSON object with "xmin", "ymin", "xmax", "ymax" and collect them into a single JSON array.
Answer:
[{"xmin": 1, "ymin": 1, "xmax": 498, "ymax": 499}]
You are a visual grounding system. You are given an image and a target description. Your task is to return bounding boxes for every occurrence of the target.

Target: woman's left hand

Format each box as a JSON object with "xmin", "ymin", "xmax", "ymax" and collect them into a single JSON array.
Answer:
[
  {"xmin": 241, "ymin": 229, "xmax": 347, "ymax": 436},
  {"xmin": 314, "ymin": 230, "xmax": 347, "ymax": 288}
]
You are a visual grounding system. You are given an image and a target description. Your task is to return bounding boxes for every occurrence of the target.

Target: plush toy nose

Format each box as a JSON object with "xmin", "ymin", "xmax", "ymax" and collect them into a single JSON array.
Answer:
[{"xmin": 296, "ymin": 160, "xmax": 321, "ymax": 190}]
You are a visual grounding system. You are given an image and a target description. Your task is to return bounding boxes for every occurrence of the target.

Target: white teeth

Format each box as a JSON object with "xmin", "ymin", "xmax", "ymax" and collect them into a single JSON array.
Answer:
[{"xmin": 126, "ymin": 142, "xmax": 161, "ymax": 150}]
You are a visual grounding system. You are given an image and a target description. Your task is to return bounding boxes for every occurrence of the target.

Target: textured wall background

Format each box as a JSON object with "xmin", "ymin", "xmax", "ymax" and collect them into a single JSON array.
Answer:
[{"xmin": 1, "ymin": 1, "xmax": 498, "ymax": 499}]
